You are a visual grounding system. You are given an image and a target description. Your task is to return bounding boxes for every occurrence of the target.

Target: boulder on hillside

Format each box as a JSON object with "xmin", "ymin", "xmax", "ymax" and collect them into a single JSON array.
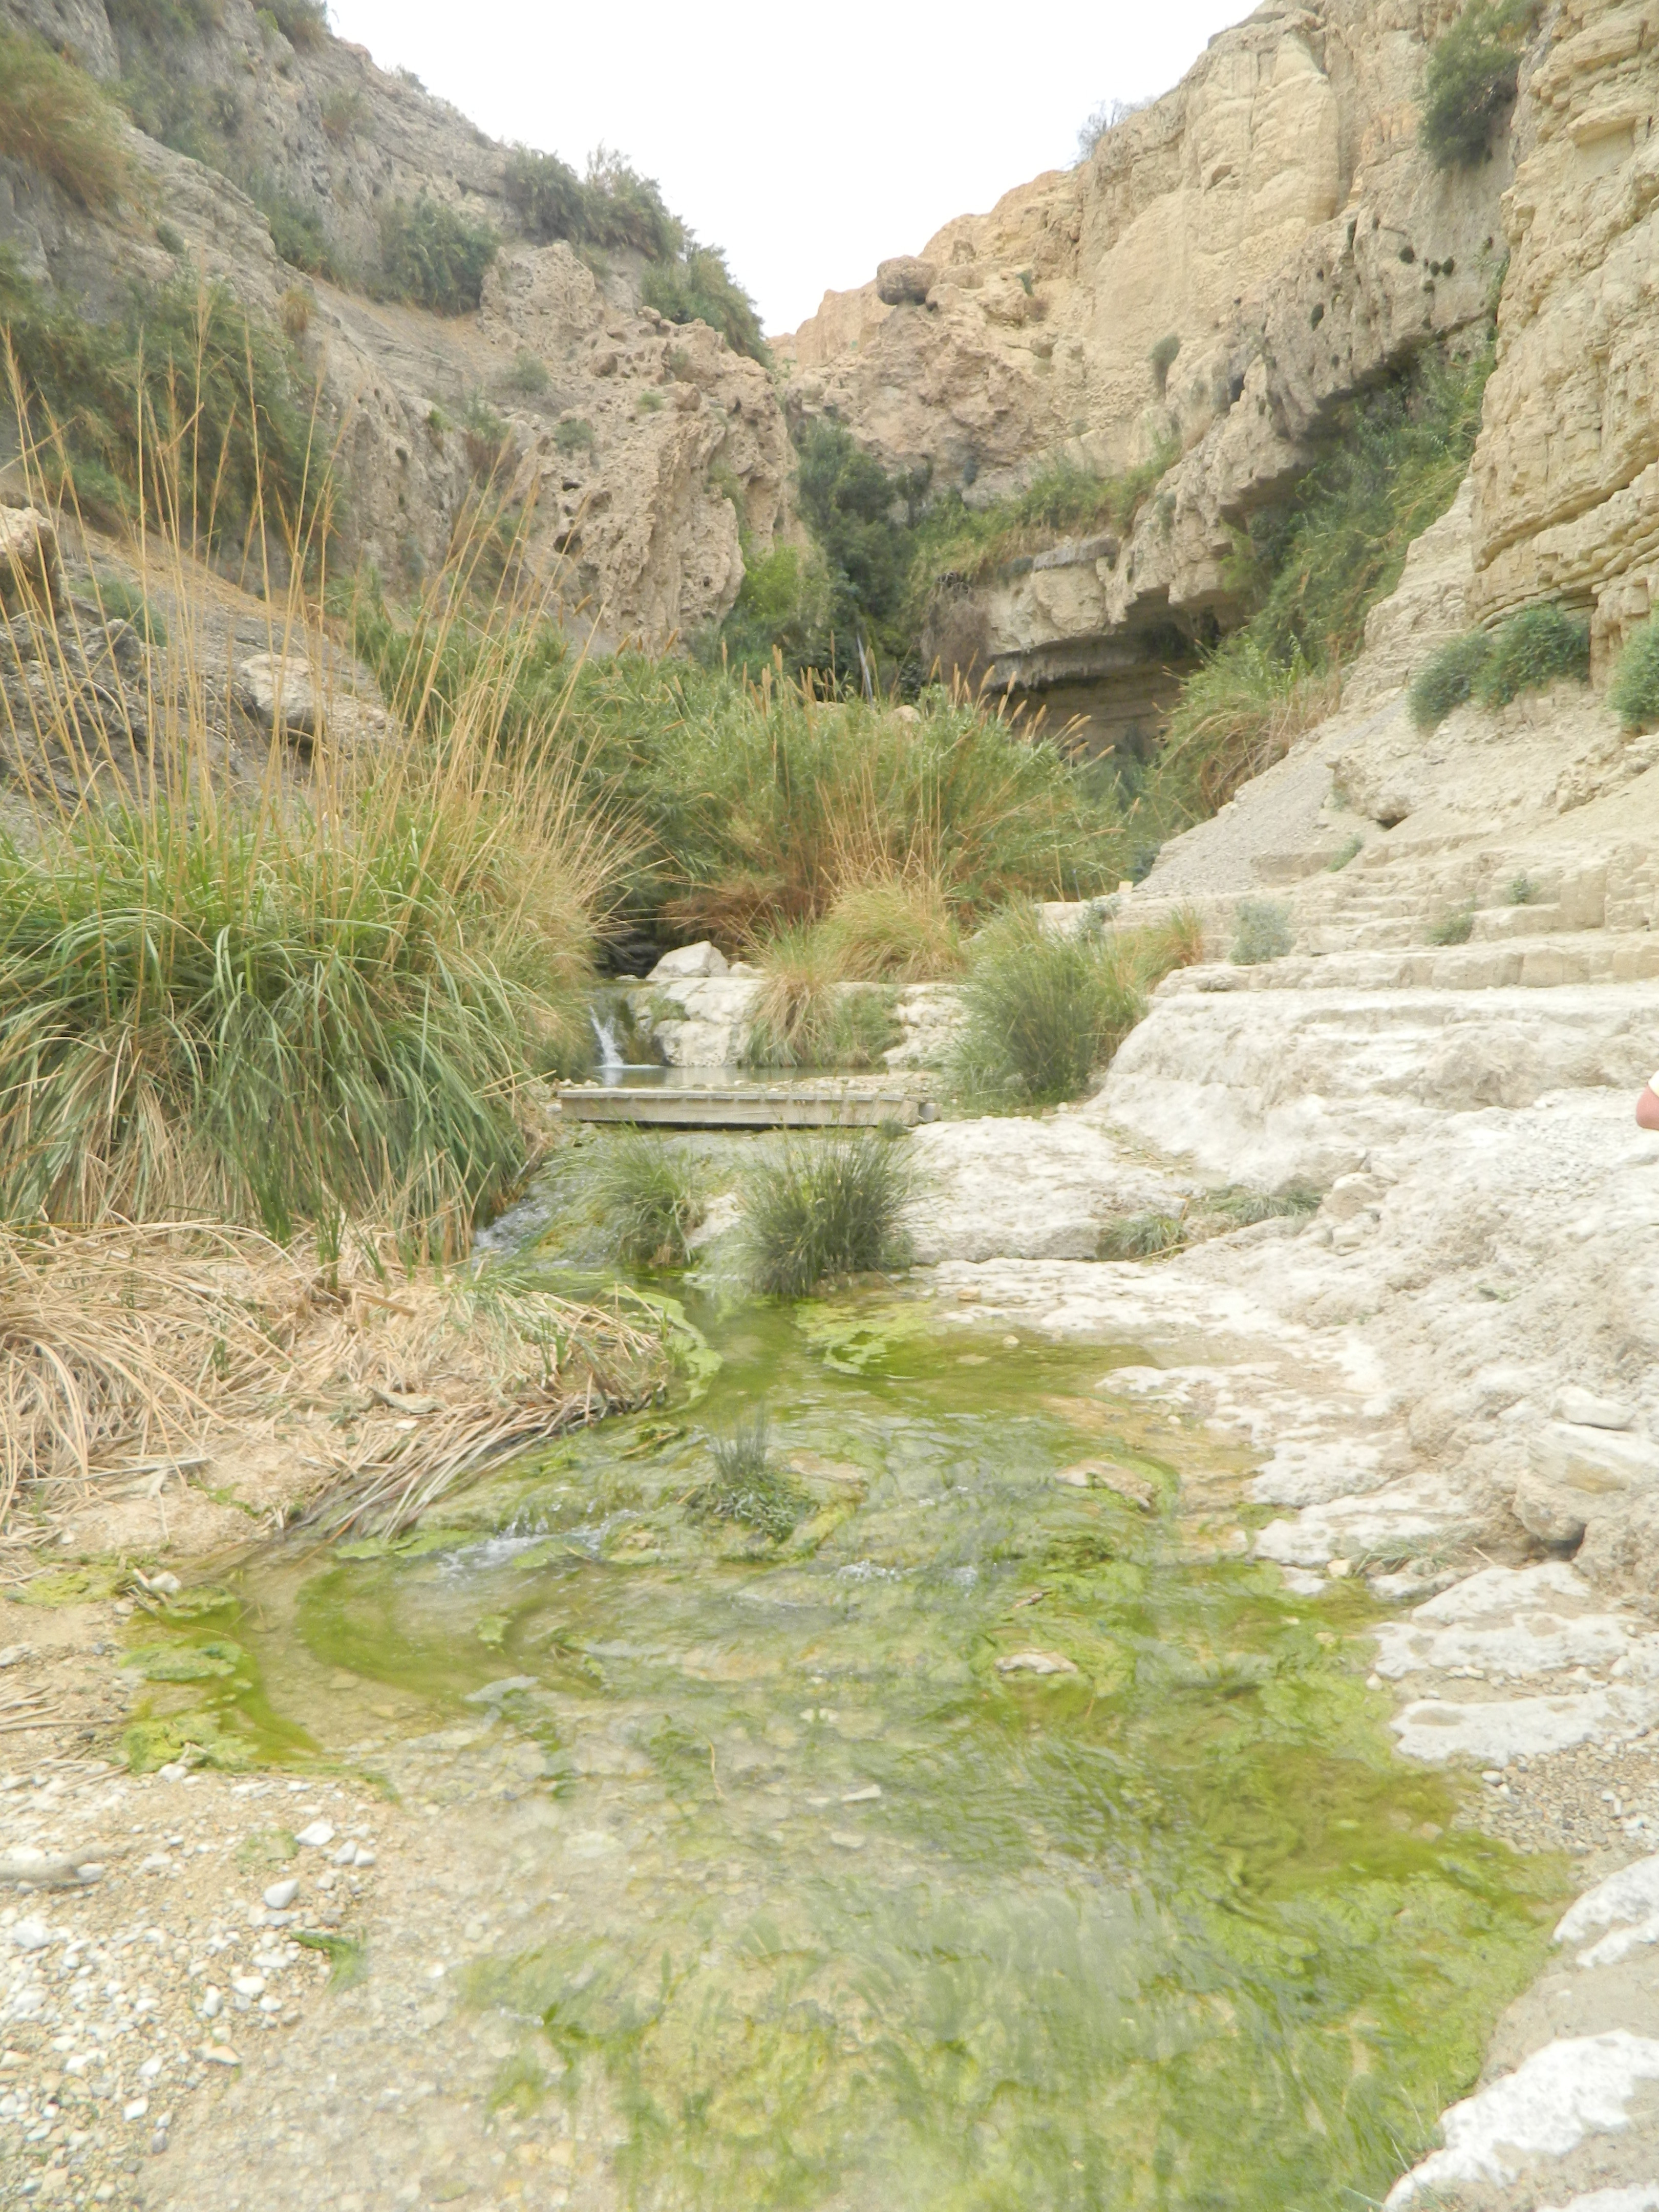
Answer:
[
  {"xmin": 0, "ymin": 506, "xmax": 67, "ymax": 620},
  {"xmin": 876, "ymin": 257, "xmax": 937, "ymax": 308}
]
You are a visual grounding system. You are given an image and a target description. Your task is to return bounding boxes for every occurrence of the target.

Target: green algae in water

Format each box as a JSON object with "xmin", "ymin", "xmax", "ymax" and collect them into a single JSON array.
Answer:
[{"xmin": 168, "ymin": 1289, "xmax": 1563, "ymax": 2207}]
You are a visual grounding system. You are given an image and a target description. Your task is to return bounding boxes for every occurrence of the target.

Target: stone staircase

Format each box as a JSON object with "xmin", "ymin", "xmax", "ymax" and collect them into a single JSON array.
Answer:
[{"xmin": 1116, "ymin": 832, "xmax": 1659, "ymax": 995}]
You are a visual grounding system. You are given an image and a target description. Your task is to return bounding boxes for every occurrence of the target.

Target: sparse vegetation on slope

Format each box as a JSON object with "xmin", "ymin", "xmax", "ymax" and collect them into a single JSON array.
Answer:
[
  {"xmin": 375, "ymin": 195, "xmax": 499, "ymax": 315},
  {"xmin": 1, "ymin": 252, "xmax": 324, "ymax": 540},
  {"xmin": 1477, "ymin": 602, "xmax": 1590, "ymax": 706},
  {"xmin": 1147, "ymin": 347, "xmax": 1490, "ymax": 827},
  {"xmin": 0, "ymin": 28, "xmax": 135, "ymax": 212}
]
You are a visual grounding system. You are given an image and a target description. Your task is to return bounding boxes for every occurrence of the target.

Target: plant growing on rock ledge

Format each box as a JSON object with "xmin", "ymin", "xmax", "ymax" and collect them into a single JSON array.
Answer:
[
  {"xmin": 376, "ymin": 195, "xmax": 498, "ymax": 315},
  {"xmin": 1610, "ymin": 616, "xmax": 1659, "ymax": 733},
  {"xmin": 1476, "ymin": 603, "xmax": 1590, "ymax": 707},
  {"xmin": 1410, "ymin": 630, "xmax": 1492, "ymax": 729},
  {"xmin": 950, "ymin": 905, "xmax": 1148, "ymax": 1109},
  {"xmin": 1229, "ymin": 899, "xmax": 1293, "ymax": 966},
  {"xmin": 1420, "ymin": 0, "xmax": 1543, "ymax": 170}
]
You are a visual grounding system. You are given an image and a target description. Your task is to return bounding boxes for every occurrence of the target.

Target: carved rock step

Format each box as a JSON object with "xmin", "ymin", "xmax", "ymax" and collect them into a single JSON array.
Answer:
[{"xmin": 1159, "ymin": 933, "xmax": 1659, "ymax": 996}]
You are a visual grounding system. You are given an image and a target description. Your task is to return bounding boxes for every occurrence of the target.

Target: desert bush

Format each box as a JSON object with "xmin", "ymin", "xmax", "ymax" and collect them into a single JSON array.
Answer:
[
  {"xmin": 266, "ymin": 0, "xmax": 328, "ymax": 48},
  {"xmin": 320, "ymin": 88, "xmax": 366, "ymax": 143},
  {"xmin": 586, "ymin": 1132, "xmax": 708, "ymax": 1266},
  {"xmin": 1506, "ymin": 872, "xmax": 1539, "ymax": 906},
  {"xmin": 507, "ymin": 349, "xmax": 549, "ymax": 396},
  {"xmin": 909, "ymin": 445, "xmax": 1177, "ymax": 607},
  {"xmin": 1208, "ymin": 1183, "xmax": 1320, "ymax": 1225},
  {"xmin": 641, "ymin": 244, "xmax": 766, "ymax": 364},
  {"xmin": 950, "ymin": 905, "xmax": 1146, "ymax": 1109},
  {"xmin": 1410, "ymin": 630, "xmax": 1491, "ymax": 729},
  {"xmin": 1427, "ymin": 902, "xmax": 1476, "ymax": 945},
  {"xmin": 554, "ymin": 416, "xmax": 594, "ymax": 455},
  {"xmin": 107, "ymin": 0, "xmax": 224, "ymax": 33},
  {"xmin": 1230, "ymin": 899, "xmax": 1293, "ymax": 965},
  {"xmin": 1609, "ymin": 616, "xmax": 1659, "ymax": 732},
  {"xmin": 740, "ymin": 1135, "xmax": 912, "ymax": 1298},
  {"xmin": 1328, "ymin": 833, "xmax": 1363, "ymax": 872},
  {"xmin": 1476, "ymin": 603, "xmax": 1590, "ymax": 707},
  {"xmin": 1, "ymin": 253, "xmax": 324, "ymax": 543},
  {"xmin": 1150, "ymin": 333, "xmax": 1181, "ymax": 395},
  {"xmin": 504, "ymin": 145, "xmax": 682, "ymax": 262},
  {"xmin": 1420, "ymin": 0, "xmax": 1541, "ymax": 169},
  {"xmin": 1098, "ymin": 1211, "xmax": 1185, "ymax": 1260},
  {"xmin": 377, "ymin": 195, "xmax": 497, "ymax": 314},
  {"xmin": 0, "ymin": 30, "xmax": 134, "ymax": 212},
  {"xmin": 252, "ymin": 180, "xmax": 344, "ymax": 282},
  {"xmin": 687, "ymin": 1411, "xmax": 809, "ymax": 1540}
]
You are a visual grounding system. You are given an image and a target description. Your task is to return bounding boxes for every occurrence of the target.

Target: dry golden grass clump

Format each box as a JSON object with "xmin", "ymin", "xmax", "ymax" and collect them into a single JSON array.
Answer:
[
  {"xmin": 0, "ymin": 29, "xmax": 135, "ymax": 213},
  {"xmin": 0, "ymin": 1222, "xmax": 669, "ymax": 1541}
]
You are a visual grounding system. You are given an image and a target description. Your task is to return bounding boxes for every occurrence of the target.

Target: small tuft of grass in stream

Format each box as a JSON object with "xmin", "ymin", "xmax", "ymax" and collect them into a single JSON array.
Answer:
[{"xmin": 685, "ymin": 1409, "xmax": 810, "ymax": 1541}]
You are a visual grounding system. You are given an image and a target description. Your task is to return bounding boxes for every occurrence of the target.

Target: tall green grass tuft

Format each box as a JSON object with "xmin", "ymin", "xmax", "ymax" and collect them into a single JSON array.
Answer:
[
  {"xmin": 949, "ymin": 906, "xmax": 1148, "ymax": 1110},
  {"xmin": 1610, "ymin": 616, "xmax": 1659, "ymax": 732},
  {"xmin": 586, "ymin": 1133, "xmax": 708, "ymax": 1266},
  {"xmin": 741, "ymin": 1136, "xmax": 912, "ymax": 1298},
  {"xmin": 566, "ymin": 658, "xmax": 1124, "ymax": 945},
  {"xmin": 688, "ymin": 1411, "xmax": 809, "ymax": 1540},
  {"xmin": 0, "ymin": 431, "xmax": 623, "ymax": 1250}
]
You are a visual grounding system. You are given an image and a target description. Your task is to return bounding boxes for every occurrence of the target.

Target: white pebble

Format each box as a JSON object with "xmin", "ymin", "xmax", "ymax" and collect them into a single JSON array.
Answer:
[
  {"xmin": 200, "ymin": 1987, "xmax": 221, "ymax": 2019},
  {"xmin": 123, "ymin": 2097, "xmax": 148, "ymax": 2122},
  {"xmin": 10, "ymin": 1920, "xmax": 50, "ymax": 1952},
  {"xmin": 295, "ymin": 1820, "xmax": 335, "ymax": 1851},
  {"xmin": 352, "ymin": 1849, "xmax": 376, "ymax": 1869},
  {"xmin": 331, "ymin": 1841, "xmax": 358, "ymax": 1867},
  {"xmin": 138, "ymin": 2057, "xmax": 161, "ymax": 2081},
  {"xmin": 231, "ymin": 1975, "xmax": 265, "ymax": 2000},
  {"xmin": 262, "ymin": 1879, "xmax": 299, "ymax": 1910}
]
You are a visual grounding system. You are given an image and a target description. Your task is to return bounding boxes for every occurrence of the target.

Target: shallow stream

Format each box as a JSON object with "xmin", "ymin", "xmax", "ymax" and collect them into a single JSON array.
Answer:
[{"xmin": 133, "ymin": 1275, "xmax": 1561, "ymax": 2210}]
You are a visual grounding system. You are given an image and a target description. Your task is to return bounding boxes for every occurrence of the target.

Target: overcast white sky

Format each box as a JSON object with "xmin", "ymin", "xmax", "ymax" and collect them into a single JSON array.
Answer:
[{"xmin": 327, "ymin": 1, "xmax": 1253, "ymax": 334}]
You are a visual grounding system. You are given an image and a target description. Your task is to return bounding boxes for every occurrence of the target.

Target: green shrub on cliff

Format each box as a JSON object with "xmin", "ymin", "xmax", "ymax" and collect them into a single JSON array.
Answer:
[
  {"xmin": 642, "ymin": 245, "xmax": 766, "ymax": 364},
  {"xmin": 1410, "ymin": 631, "xmax": 1492, "ymax": 728},
  {"xmin": 1420, "ymin": 0, "xmax": 1543, "ymax": 170},
  {"xmin": 376, "ymin": 196, "xmax": 498, "ymax": 315},
  {"xmin": 1610, "ymin": 616, "xmax": 1659, "ymax": 732},
  {"xmin": 0, "ymin": 29, "xmax": 134, "ymax": 211},
  {"xmin": 1476, "ymin": 603, "xmax": 1590, "ymax": 707}
]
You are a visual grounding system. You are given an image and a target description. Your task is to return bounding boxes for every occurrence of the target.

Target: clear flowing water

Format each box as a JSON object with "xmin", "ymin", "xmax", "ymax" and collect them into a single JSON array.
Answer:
[{"xmin": 131, "ymin": 1279, "xmax": 1561, "ymax": 2211}]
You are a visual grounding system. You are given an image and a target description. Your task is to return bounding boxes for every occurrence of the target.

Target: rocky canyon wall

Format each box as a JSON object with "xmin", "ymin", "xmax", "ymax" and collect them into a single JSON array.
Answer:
[
  {"xmin": 0, "ymin": 0, "xmax": 791, "ymax": 652},
  {"xmin": 779, "ymin": 0, "xmax": 1659, "ymax": 755}
]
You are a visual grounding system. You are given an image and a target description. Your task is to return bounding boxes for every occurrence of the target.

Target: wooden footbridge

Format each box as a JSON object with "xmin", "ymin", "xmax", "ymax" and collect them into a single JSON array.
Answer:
[{"xmin": 557, "ymin": 1081, "xmax": 939, "ymax": 1130}]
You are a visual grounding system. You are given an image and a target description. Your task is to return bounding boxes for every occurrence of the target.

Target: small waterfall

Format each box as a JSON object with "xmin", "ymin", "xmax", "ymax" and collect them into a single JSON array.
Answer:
[{"xmin": 590, "ymin": 1007, "xmax": 625, "ymax": 1077}]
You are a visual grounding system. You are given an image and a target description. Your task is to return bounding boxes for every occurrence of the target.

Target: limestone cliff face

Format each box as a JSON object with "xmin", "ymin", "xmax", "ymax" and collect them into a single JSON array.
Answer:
[
  {"xmin": 780, "ymin": 0, "xmax": 1511, "ymax": 711},
  {"xmin": 0, "ymin": 0, "xmax": 790, "ymax": 651},
  {"xmin": 1466, "ymin": 0, "xmax": 1659, "ymax": 672}
]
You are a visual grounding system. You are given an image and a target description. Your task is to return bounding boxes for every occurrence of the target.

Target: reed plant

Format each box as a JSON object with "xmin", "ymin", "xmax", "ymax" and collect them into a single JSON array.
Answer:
[
  {"xmin": 0, "ymin": 372, "xmax": 624, "ymax": 1252},
  {"xmin": 586, "ymin": 1132, "xmax": 709, "ymax": 1267},
  {"xmin": 740, "ymin": 1134, "xmax": 912, "ymax": 1298},
  {"xmin": 949, "ymin": 904, "xmax": 1196, "ymax": 1109}
]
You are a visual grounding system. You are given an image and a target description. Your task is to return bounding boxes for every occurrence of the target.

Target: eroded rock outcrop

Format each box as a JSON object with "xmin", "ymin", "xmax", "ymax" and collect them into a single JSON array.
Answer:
[
  {"xmin": 0, "ymin": 0, "xmax": 791, "ymax": 651},
  {"xmin": 779, "ymin": 0, "xmax": 1507, "ymax": 724},
  {"xmin": 1465, "ymin": 0, "xmax": 1659, "ymax": 670}
]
